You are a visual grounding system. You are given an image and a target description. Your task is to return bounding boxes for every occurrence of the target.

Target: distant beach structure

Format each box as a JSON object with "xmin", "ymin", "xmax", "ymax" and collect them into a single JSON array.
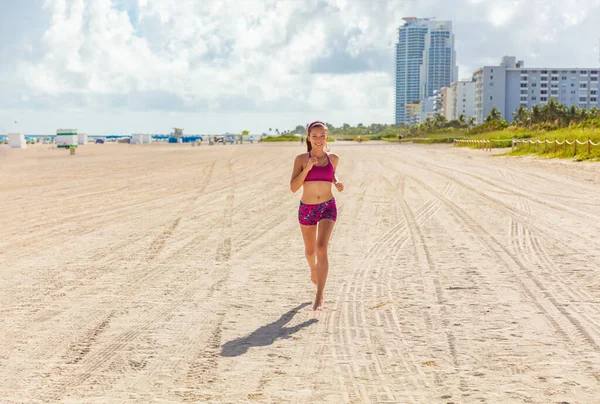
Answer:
[
  {"xmin": 131, "ymin": 133, "xmax": 152, "ymax": 144},
  {"xmin": 56, "ymin": 129, "xmax": 78, "ymax": 148},
  {"xmin": 8, "ymin": 133, "xmax": 26, "ymax": 148}
]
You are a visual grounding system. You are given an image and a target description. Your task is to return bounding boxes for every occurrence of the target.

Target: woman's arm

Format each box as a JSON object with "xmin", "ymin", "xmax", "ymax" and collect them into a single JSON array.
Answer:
[
  {"xmin": 330, "ymin": 154, "xmax": 344, "ymax": 192},
  {"xmin": 290, "ymin": 154, "xmax": 311, "ymax": 193}
]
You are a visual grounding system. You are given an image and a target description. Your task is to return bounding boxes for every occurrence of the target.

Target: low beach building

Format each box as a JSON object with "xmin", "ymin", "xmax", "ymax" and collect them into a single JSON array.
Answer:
[
  {"xmin": 56, "ymin": 129, "xmax": 78, "ymax": 148},
  {"xmin": 8, "ymin": 133, "xmax": 26, "ymax": 148},
  {"xmin": 131, "ymin": 134, "xmax": 152, "ymax": 144}
]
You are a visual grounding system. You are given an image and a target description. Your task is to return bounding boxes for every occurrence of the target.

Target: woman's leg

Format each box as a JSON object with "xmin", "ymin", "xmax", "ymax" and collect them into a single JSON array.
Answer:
[
  {"xmin": 300, "ymin": 224, "xmax": 318, "ymax": 284},
  {"xmin": 313, "ymin": 219, "xmax": 335, "ymax": 310}
]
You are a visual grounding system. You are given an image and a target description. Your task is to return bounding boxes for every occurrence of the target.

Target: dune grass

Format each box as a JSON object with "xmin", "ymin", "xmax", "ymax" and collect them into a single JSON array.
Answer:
[{"xmin": 449, "ymin": 126, "xmax": 600, "ymax": 161}]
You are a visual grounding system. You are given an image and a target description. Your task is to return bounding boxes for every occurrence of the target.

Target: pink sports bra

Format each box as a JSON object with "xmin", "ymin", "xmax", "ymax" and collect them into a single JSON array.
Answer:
[{"xmin": 304, "ymin": 152, "xmax": 334, "ymax": 183}]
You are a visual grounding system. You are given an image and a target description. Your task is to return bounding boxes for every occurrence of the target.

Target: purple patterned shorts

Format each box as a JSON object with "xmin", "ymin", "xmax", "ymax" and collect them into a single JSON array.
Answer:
[{"xmin": 298, "ymin": 198, "xmax": 337, "ymax": 226}]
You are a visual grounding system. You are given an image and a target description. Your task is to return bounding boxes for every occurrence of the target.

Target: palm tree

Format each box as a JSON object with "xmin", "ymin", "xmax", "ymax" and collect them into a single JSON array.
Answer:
[
  {"xmin": 485, "ymin": 107, "xmax": 502, "ymax": 123},
  {"xmin": 458, "ymin": 114, "xmax": 466, "ymax": 126},
  {"xmin": 542, "ymin": 98, "xmax": 562, "ymax": 124},
  {"xmin": 568, "ymin": 105, "xmax": 581, "ymax": 125},
  {"xmin": 434, "ymin": 114, "xmax": 447, "ymax": 128},
  {"xmin": 531, "ymin": 105, "xmax": 542, "ymax": 125},
  {"xmin": 467, "ymin": 117, "xmax": 476, "ymax": 128},
  {"xmin": 512, "ymin": 105, "xmax": 530, "ymax": 126}
]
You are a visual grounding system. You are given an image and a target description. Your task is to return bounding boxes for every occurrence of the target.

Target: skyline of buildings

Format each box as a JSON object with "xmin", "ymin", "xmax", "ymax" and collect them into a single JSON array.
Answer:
[
  {"xmin": 396, "ymin": 18, "xmax": 600, "ymax": 127},
  {"xmin": 395, "ymin": 17, "xmax": 458, "ymax": 125}
]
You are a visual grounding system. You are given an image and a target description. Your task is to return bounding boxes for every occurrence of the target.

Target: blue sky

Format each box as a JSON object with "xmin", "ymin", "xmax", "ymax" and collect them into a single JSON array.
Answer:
[{"xmin": 1, "ymin": 0, "xmax": 600, "ymax": 134}]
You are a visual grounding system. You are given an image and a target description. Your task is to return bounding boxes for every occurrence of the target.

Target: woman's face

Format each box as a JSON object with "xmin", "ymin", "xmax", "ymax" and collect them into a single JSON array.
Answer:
[{"xmin": 309, "ymin": 126, "xmax": 327, "ymax": 148}]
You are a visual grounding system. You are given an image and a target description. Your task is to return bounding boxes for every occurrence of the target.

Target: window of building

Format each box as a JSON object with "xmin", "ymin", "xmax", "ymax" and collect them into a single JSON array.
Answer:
[
  {"xmin": 520, "ymin": 83, "xmax": 527, "ymax": 87},
  {"xmin": 591, "ymin": 98, "xmax": 598, "ymax": 102},
  {"xmin": 562, "ymin": 76, "xmax": 567, "ymax": 80},
  {"xmin": 571, "ymin": 90, "xmax": 576, "ymax": 94},
  {"xmin": 551, "ymin": 70, "xmax": 558, "ymax": 74},
  {"xmin": 490, "ymin": 96, "xmax": 493, "ymax": 100},
  {"xmin": 541, "ymin": 76, "xmax": 548, "ymax": 81},
  {"xmin": 580, "ymin": 83, "xmax": 587, "ymax": 88},
  {"xmin": 541, "ymin": 70, "xmax": 548, "ymax": 74},
  {"xmin": 592, "ymin": 70, "xmax": 598, "ymax": 74},
  {"xmin": 521, "ymin": 70, "xmax": 528, "ymax": 73},
  {"xmin": 520, "ymin": 90, "xmax": 528, "ymax": 94},
  {"xmin": 591, "ymin": 90, "xmax": 598, "ymax": 95},
  {"xmin": 541, "ymin": 90, "xmax": 547, "ymax": 94},
  {"xmin": 592, "ymin": 77, "xmax": 598, "ymax": 81},
  {"xmin": 580, "ymin": 97, "xmax": 587, "ymax": 102},
  {"xmin": 532, "ymin": 96, "xmax": 537, "ymax": 100},
  {"xmin": 581, "ymin": 70, "xmax": 587, "ymax": 74},
  {"xmin": 541, "ymin": 83, "xmax": 548, "ymax": 88},
  {"xmin": 540, "ymin": 97, "xmax": 547, "ymax": 101},
  {"xmin": 532, "ymin": 83, "xmax": 537, "ymax": 87}
]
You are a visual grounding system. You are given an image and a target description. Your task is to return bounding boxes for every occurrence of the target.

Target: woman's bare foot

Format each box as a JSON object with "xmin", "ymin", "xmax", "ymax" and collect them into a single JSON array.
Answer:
[
  {"xmin": 312, "ymin": 293, "xmax": 323, "ymax": 311},
  {"xmin": 310, "ymin": 268, "xmax": 317, "ymax": 285}
]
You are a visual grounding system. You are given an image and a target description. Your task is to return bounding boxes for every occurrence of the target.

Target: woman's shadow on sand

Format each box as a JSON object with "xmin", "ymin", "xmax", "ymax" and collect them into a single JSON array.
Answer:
[{"xmin": 221, "ymin": 302, "xmax": 318, "ymax": 357}]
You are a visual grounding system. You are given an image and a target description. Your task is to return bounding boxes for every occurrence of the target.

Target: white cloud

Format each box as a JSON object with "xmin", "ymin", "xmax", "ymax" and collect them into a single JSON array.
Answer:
[
  {"xmin": 488, "ymin": 3, "xmax": 517, "ymax": 27},
  {"xmin": 2, "ymin": 0, "xmax": 600, "ymax": 133}
]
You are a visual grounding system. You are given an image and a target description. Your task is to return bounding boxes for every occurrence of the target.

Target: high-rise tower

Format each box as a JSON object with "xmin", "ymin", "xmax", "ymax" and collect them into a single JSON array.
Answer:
[{"xmin": 395, "ymin": 18, "xmax": 457, "ymax": 125}]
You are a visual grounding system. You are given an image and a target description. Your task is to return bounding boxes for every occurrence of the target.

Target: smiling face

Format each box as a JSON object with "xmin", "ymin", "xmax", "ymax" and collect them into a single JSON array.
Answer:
[{"xmin": 308, "ymin": 125, "xmax": 327, "ymax": 149}]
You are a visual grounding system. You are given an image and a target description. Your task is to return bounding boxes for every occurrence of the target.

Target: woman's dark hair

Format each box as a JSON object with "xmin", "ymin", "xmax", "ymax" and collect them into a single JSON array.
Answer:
[{"xmin": 306, "ymin": 121, "xmax": 327, "ymax": 152}]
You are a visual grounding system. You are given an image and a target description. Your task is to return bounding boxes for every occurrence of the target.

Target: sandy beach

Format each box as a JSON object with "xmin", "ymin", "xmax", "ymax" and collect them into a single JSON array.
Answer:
[{"xmin": 1, "ymin": 141, "xmax": 600, "ymax": 403}]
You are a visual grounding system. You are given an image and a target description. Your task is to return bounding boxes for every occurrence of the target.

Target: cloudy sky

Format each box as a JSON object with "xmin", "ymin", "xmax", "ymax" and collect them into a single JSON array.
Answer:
[{"xmin": 1, "ymin": 0, "xmax": 600, "ymax": 134}]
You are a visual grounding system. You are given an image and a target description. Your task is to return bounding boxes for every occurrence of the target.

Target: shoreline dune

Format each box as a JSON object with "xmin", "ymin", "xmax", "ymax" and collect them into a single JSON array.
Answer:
[{"xmin": 1, "ymin": 142, "xmax": 599, "ymax": 403}]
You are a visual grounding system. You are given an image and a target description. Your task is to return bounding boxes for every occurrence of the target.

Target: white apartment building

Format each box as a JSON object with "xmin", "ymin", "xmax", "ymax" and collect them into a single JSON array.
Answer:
[
  {"xmin": 454, "ymin": 80, "xmax": 476, "ymax": 121},
  {"xmin": 442, "ymin": 86, "xmax": 456, "ymax": 121},
  {"xmin": 474, "ymin": 56, "xmax": 600, "ymax": 124},
  {"xmin": 442, "ymin": 80, "xmax": 476, "ymax": 121}
]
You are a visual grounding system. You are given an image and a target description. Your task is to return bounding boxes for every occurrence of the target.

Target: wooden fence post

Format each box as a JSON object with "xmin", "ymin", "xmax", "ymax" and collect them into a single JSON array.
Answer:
[
  {"xmin": 536, "ymin": 138, "xmax": 538, "ymax": 152},
  {"xmin": 553, "ymin": 138, "xmax": 556, "ymax": 153},
  {"xmin": 574, "ymin": 140, "xmax": 577, "ymax": 155},
  {"xmin": 589, "ymin": 137, "xmax": 591, "ymax": 155}
]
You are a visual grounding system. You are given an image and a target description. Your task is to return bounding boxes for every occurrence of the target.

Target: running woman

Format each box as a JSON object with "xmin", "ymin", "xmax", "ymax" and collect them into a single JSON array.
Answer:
[{"xmin": 290, "ymin": 121, "xmax": 344, "ymax": 311}]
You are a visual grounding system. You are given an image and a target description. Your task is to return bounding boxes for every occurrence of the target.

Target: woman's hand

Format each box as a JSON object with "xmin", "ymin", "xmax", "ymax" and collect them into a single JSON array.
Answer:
[
  {"xmin": 334, "ymin": 181, "xmax": 344, "ymax": 192},
  {"xmin": 306, "ymin": 156, "xmax": 318, "ymax": 170}
]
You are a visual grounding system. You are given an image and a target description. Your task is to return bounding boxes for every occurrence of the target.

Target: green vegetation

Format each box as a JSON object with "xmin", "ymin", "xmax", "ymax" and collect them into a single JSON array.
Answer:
[
  {"xmin": 263, "ymin": 135, "xmax": 336, "ymax": 143},
  {"xmin": 263, "ymin": 135, "xmax": 300, "ymax": 142},
  {"xmin": 278, "ymin": 100, "xmax": 600, "ymax": 160},
  {"xmin": 284, "ymin": 123, "xmax": 406, "ymax": 141},
  {"xmin": 408, "ymin": 100, "xmax": 600, "ymax": 161}
]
